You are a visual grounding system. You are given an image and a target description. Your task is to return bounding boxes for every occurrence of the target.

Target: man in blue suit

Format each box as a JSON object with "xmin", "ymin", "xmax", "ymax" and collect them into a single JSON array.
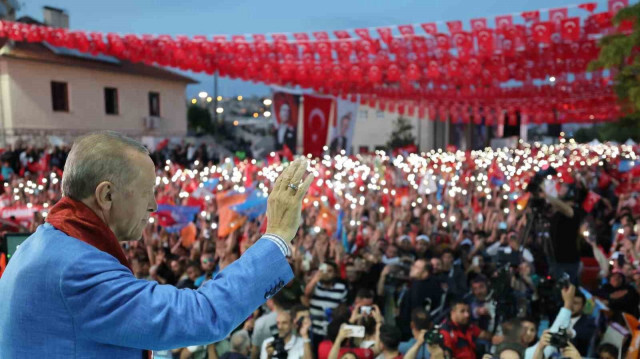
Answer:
[{"xmin": 0, "ymin": 131, "xmax": 314, "ymax": 358}]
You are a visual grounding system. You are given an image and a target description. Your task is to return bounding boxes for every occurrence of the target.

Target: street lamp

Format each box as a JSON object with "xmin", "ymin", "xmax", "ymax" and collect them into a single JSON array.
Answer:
[
  {"xmin": 263, "ymin": 99, "xmax": 272, "ymax": 106},
  {"xmin": 198, "ymin": 91, "xmax": 208, "ymax": 99}
]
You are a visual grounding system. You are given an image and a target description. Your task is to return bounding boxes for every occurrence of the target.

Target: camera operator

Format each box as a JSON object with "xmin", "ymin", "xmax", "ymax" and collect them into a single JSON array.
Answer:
[
  {"xmin": 439, "ymin": 300, "xmax": 495, "ymax": 359},
  {"xmin": 530, "ymin": 330, "xmax": 582, "ymax": 359},
  {"xmin": 543, "ymin": 183, "xmax": 585, "ymax": 285},
  {"xmin": 399, "ymin": 308, "xmax": 431, "ymax": 357},
  {"xmin": 395, "ymin": 259, "xmax": 444, "ymax": 340},
  {"xmin": 523, "ymin": 285, "xmax": 575, "ymax": 359},
  {"xmin": 260, "ymin": 310, "xmax": 312, "ymax": 359}
]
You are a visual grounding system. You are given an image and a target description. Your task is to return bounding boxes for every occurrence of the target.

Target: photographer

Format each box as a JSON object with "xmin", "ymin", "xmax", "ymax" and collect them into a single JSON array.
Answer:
[
  {"xmin": 523, "ymin": 285, "xmax": 575, "ymax": 359},
  {"xmin": 399, "ymin": 308, "xmax": 431, "ymax": 357},
  {"xmin": 544, "ymin": 183, "xmax": 585, "ymax": 285},
  {"xmin": 405, "ymin": 329, "xmax": 448, "ymax": 359},
  {"xmin": 530, "ymin": 331, "xmax": 582, "ymax": 359},
  {"xmin": 260, "ymin": 311, "xmax": 312, "ymax": 359}
]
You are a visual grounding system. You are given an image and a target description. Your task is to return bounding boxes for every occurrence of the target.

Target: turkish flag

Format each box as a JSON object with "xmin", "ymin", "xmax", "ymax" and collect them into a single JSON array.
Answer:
[
  {"xmin": 436, "ymin": 33, "xmax": 450, "ymax": 50},
  {"xmin": 334, "ymin": 30, "xmax": 351, "ymax": 39},
  {"xmin": 582, "ymin": 190, "xmax": 601, "ymax": 213},
  {"xmin": 398, "ymin": 25, "xmax": 415, "ymax": 36},
  {"xmin": 452, "ymin": 31, "xmax": 471, "ymax": 51},
  {"xmin": 476, "ymin": 29, "xmax": 494, "ymax": 53},
  {"xmin": 421, "ymin": 23, "xmax": 438, "ymax": 35},
  {"xmin": 608, "ymin": 0, "xmax": 628, "ymax": 16},
  {"xmin": 521, "ymin": 10, "xmax": 540, "ymax": 22},
  {"xmin": 579, "ymin": 2, "xmax": 598, "ymax": 12},
  {"xmin": 354, "ymin": 28, "xmax": 371, "ymax": 39},
  {"xmin": 293, "ymin": 33, "xmax": 309, "ymax": 42},
  {"xmin": 549, "ymin": 8, "xmax": 569, "ymax": 24},
  {"xmin": 532, "ymin": 22, "xmax": 553, "ymax": 43},
  {"xmin": 272, "ymin": 33, "xmax": 288, "ymax": 42},
  {"xmin": 470, "ymin": 18, "xmax": 487, "ymax": 32},
  {"xmin": 446, "ymin": 21, "xmax": 463, "ymax": 33},
  {"xmin": 561, "ymin": 18, "xmax": 581, "ymax": 40},
  {"xmin": 303, "ymin": 95, "xmax": 333, "ymax": 158},
  {"xmin": 495, "ymin": 15, "xmax": 513, "ymax": 31},
  {"xmin": 376, "ymin": 27, "xmax": 393, "ymax": 44},
  {"xmin": 312, "ymin": 31, "xmax": 330, "ymax": 41}
]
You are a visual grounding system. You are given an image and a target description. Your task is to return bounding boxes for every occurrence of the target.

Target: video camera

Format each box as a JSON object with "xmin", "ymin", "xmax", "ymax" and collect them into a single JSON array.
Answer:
[
  {"xmin": 271, "ymin": 334, "xmax": 288, "ymax": 359},
  {"xmin": 536, "ymin": 272, "xmax": 571, "ymax": 318},
  {"xmin": 424, "ymin": 325, "xmax": 444, "ymax": 346},
  {"xmin": 549, "ymin": 327, "xmax": 571, "ymax": 349}
]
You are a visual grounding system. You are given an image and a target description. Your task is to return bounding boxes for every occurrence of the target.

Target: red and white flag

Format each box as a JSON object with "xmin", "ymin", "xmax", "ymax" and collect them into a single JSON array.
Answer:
[
  {"xmin": 303, "ymin": 95, "xmax": 333, "ymax": 158},
  {"xmin": 582, "ymin": 191, "xmax": 601, "ymax": 213}
]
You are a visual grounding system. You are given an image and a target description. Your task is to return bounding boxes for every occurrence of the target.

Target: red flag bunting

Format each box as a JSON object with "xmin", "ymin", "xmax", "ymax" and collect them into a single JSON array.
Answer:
[
  {"xmin": 312, "ymin": 31, "xmax": 330, "ymax": 40},
  {"xmin": 421, "ymin": 23, "xmax": 438, "ymax": 35},
  {"xmin": 531, "ymin": 21, "xmax": 553, "ymax": 43},
  {"xmin": 549, "ymin": 8, "xmax": 569, "ymax": 24},
  {"xmin": 334, "ymin": 30, "xmax": 351, "ymax": 39},
  {"xmin": 521, "ymin": 10, "xmax": 540, "ymax": 22},
  {"xmin": 376, "ymin": 27, "xmax": 393, "ymax": 44},
  {"xmin": 398, "ymin": 25, "xmax": 415, "ymax": 36},
  {"xmin": 470, "ymin": 18, "xmax": 487, "ymax": 32},
  {"xmin": 446, "ymin": 21, "xmax": 463, "ymax": 33},
  {"xmin": 495, "ymin": 15, "xmax": 513, "ymax": 31},
  {"xmin": 354, "ymin": 28, "xmax": 371, "ymax": 39},
  {"xmin": 578, "ymin": 3, "xmax": 598, "ymax": 13},
  {"xmin": 561, "ymin": 18, "xmax": 581, "ymax": 41},
  {"xmin": 608, "ymin": 0, "xmax": 629, "ymax": 16}
]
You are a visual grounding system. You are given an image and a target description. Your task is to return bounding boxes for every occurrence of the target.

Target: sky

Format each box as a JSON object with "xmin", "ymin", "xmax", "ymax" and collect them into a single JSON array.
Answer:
[{"xmin": 19, "ymin": 0, "xmax": 595, "ymax": 99}]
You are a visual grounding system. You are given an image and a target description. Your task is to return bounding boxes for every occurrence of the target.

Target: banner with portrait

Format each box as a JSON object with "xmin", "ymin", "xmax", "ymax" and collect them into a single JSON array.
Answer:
[
  {"xmin": 329, "ymin": 99, "xmax": 358, "ymax": 155},
  {"xmin": 303, "ymin": 95, "xmax": 333, "ymax": 158},
  {"xmin": 273, "ymin": 92, "xmax": 300, "ymax": 154}
]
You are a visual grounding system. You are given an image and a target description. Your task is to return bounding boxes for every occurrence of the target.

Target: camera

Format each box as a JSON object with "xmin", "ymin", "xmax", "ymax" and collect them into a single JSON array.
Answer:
[
  {"xmin": 549, "ymin": 328, "xmax": 570, "ymax": 349},
  {"xmin": 557, "ymin": 272, "xmax": 571, "ymax": 289},
  {"xmin": 424, "ymin": 325, "xmax": 444, "ymax": 345},
  {"xmin": 271, "ymin": 334, "xmax": 288, "ymax": 359}
]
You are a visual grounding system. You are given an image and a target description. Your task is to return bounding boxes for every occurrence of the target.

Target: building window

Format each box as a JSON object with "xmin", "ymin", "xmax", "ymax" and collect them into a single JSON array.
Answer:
[
  {"xmin": 149, "ymin": 92, "xmax": 160, "ymax": 117},
  {"xmin": 51, "ymin": 81, "xmax": 69, "ymax": 112},
  {"xmin": 104, "ymin": 87, "xmax": 119, "ymax": 115}
]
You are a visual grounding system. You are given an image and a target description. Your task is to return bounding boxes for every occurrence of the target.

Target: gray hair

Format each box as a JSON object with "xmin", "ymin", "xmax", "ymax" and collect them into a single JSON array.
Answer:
[
  {"xmin": 62, "ymin": 131, "xmax": 149, "ymax": 200},
  {"xmin": 230, "ymin": 329, "xmax": 251, "ymax": 353}
]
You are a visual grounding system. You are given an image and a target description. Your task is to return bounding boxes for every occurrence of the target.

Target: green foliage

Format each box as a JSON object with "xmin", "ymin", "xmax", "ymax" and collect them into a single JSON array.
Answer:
[
  {"xmin": 589, "ymin": 3, "xmax": 640, "ymax": 117},
  {"xmin": 187, "ymin": 104, "xmax": 214, "ymax": 135},
  {"xmin": 573, "ymin": 117, "xmax": 640, "ymax": 143},
  {"xmin": 386, "ymin": 117, "xmax": 416, "ymax": 149}
]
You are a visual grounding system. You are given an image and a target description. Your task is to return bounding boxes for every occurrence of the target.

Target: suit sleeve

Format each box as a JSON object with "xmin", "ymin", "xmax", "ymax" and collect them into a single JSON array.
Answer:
[{"xmin": 60, "ymin": 238, "xmax": 293, "ymax": 350}]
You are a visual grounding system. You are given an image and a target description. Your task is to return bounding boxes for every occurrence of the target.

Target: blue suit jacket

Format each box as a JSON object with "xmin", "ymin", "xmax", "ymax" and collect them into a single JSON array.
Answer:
[{"xmin": 0, "ymin": 223, "xmax": 293, "ymax": 358}]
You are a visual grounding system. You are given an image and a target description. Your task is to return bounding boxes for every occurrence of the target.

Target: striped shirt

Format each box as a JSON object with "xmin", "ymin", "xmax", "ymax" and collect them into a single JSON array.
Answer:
[
  {"xmin": 262, "ymin": 234, "xmax": 291, "ymax": 257},
  {"xmin": 309, "ymin": 281, "xmax": 348, "ymax": 337}
]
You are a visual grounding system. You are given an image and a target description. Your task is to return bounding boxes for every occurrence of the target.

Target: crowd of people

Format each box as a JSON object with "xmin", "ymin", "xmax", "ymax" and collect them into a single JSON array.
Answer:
[{"xmin": 1, "ymin": 138, "xmax": 640, "ymax": 359}]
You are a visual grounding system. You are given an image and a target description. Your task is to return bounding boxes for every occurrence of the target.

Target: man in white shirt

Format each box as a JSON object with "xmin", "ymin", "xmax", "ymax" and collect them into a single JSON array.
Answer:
[{"xmin": 261, "ymin": 310, "xmax": 312, "ymax": 359}]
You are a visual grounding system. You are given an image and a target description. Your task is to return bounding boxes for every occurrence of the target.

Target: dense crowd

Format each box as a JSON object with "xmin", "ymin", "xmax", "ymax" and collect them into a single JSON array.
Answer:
[{"xmin": 1, "ymin": 138, "xmax": 640, "ymax": 359}]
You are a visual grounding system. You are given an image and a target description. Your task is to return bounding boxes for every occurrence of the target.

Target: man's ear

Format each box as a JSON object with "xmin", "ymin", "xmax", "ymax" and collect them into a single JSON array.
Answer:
[{"xmin": 94, "ymin": 181, "xmax": 114, "ymax": 211}]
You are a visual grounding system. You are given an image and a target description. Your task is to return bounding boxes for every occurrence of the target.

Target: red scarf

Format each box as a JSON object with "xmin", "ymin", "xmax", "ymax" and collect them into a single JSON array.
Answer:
[
  {"xmin": 47, "ymin": 197, "xmax": 151, "ymax": 359},
  {"xmin": 46, "ymin": 196, "xmax": 132, "ymax": 272}
]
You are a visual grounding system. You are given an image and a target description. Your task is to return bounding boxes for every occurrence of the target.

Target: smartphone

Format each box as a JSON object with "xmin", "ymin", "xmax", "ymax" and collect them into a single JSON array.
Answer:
[
  {"xmin": 360, "ymin": 306, "xmax": 372, "ymax": 315},
  {"xmin": 343, "ymin": 324, "xmax": 365, "ymax": 338},
  {"xmin": 472, "ymin": 256, "xmax": 481, "ymax": 267},
  {"xmin": 498, "ymin": 222, "xmax": 507, "ymax": 230},
  {"xmin": 462, "ymin": 221, "xmax": 469, "ymax": 230}
]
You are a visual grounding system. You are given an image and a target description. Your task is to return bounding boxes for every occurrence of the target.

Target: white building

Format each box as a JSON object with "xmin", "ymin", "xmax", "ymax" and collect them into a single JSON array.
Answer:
[{"xmin": 0, "ymin": 7, "xmax": 196, "ymax": 146}]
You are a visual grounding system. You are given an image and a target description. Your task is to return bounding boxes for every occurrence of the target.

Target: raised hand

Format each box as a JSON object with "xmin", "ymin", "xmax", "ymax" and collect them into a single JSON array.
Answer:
[{"xmin": 265, "ymin": 158, "xmax": 315, "ymax": 243}]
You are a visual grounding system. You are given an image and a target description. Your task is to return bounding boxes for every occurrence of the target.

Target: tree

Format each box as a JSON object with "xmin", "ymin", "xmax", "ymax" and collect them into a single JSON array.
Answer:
[
  {"xmin": 187, "ymin": 104, "xmax": 213, "ymax": 135},
  {"xmin": 589, "ymin": 3, "xmax": 640, "ymax": 117},
  {"xmin": 386, "ymin": 117, "xmax": 416, "ymax": 149}
]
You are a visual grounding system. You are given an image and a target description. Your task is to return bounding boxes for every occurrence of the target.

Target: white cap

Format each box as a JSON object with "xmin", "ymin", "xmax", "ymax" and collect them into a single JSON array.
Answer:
[{"xmin": 416, "ymin": 234, "xmax": 430, "ymax": 243}]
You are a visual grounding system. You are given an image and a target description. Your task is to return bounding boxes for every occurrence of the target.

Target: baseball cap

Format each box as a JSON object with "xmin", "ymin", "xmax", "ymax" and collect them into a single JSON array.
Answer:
[{"xmin": 416, "ymin": 234, "xmax": 430, "ymax": 243}]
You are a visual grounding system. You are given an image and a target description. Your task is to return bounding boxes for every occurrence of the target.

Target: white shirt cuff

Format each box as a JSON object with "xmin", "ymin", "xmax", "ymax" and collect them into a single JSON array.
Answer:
[{"xmin": 262, "ymin": 234, "xmax": 291, "ymax": 258}]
